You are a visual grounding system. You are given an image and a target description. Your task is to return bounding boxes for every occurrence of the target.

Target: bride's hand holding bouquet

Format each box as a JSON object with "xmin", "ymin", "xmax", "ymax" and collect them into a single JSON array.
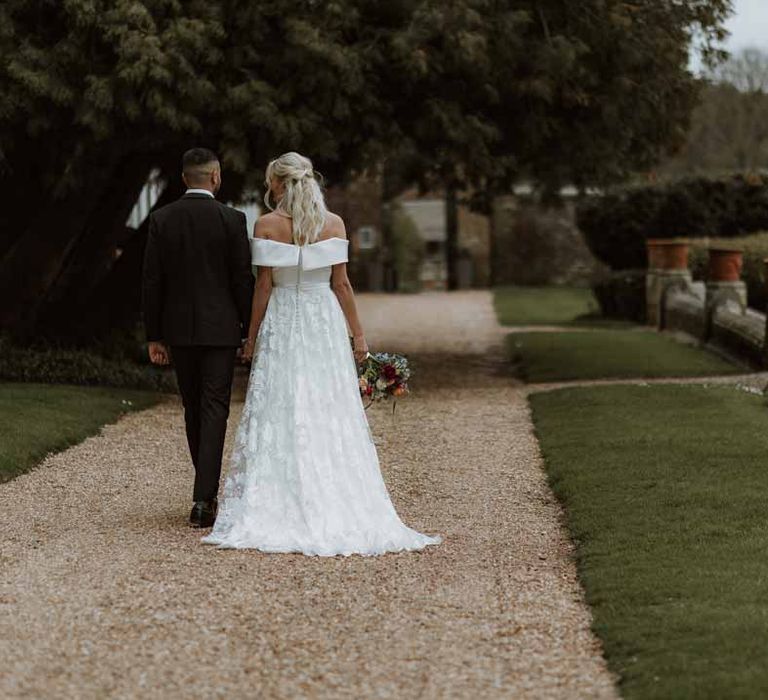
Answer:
[{"xmin": 353, "ymin": 334, "xmax": 369, "ymax": 363}]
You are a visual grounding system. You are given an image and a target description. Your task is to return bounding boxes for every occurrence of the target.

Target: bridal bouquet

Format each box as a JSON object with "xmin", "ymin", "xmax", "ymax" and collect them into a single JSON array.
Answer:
[{"xmin": 358, "ymin": 352, "xmax": 410, "ymax": 406}]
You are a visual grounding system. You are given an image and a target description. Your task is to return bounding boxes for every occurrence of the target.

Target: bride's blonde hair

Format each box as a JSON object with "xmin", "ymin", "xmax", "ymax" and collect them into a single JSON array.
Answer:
[{"xmin": 264, "ymin": 152, "xmax": 327, "ymax": 245}]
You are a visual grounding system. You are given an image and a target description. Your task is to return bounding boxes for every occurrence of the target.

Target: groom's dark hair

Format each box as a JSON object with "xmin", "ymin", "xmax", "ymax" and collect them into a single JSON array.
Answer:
[{"xmin": 182, "ymin": 147, "xmax": 219, "ymax": 182}]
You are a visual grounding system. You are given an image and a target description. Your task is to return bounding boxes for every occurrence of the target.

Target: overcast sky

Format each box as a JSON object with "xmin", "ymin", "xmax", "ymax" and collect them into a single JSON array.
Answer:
[
  {"xmin": 689, "ymin": 0, "xmax": 767, "ymax": 71},
  {"xmin": 723, "ymin": 0, "xmax": 768, "ymax": 52}
]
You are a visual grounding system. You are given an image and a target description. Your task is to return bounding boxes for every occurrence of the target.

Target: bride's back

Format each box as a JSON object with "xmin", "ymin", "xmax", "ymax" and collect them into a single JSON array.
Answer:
[
  {"xmin": 253, "ymin": 211, "xmax": 349, "ymax": 289},
  {"xmin": 257, "ymin": 210, "xmax": 345, "ymax": 246}
]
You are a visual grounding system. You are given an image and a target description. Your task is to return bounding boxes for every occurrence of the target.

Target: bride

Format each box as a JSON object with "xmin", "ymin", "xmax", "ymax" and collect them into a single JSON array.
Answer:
[{"xmin": 202, "ymin": 152, "xmax": 440, "ymax": 556}]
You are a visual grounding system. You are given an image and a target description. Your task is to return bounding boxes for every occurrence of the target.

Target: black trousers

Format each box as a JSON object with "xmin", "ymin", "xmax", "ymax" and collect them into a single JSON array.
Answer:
[{"xmin": 171, "ymin": 346, "xmax": 237, "ymax": 502}]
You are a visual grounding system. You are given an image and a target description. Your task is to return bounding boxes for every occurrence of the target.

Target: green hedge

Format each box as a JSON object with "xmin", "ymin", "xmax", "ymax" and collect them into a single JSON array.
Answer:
[
  {"xmin": 577, "ymin": 175, "xmax": 768, "ymax": 270},
  {"xmin": 591, "ymin": 269, "xmax": 646, "ymax": 323},
  {"xmin": 0, "ymin": 338, "xmax": 176, "ymax": 392}
]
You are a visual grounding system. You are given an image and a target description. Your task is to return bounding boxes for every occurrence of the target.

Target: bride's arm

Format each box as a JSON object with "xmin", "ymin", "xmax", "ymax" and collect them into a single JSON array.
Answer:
[
  {"xmin": 330, "ymin": 219, "xmax": 369, "ymax": 362},
  {"xmin": 242, "ymin": 221, "xmax": 274, "ymax": 362}
]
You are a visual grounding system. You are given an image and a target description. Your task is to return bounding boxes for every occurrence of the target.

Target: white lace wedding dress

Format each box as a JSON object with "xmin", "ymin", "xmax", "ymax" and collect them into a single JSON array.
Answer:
[{"xmin": 201, "ymin": 237, "xmax": 441, "ymax": 556}]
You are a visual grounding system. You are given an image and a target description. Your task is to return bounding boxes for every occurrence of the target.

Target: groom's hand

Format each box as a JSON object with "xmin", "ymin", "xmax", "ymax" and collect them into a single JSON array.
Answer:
[{"xmin": 148, "ymin": 342, "xmax": 170, "ymax": 366}]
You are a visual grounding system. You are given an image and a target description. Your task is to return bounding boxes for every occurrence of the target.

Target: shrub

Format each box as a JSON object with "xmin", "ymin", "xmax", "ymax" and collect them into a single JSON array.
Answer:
[
  {"xmin": 391, "ymin": 204, "xmax": 425, "ymax": 292},
  {"xmin": 578, "ymin": 174, "xmax": 768, "ymax": 270},
  {"xmin": 0, "ymin": 338, "xmax": 176, "ymax": 392},
  {"xmin": 576, "ymin": 189, "xmax": 665, "ymax": 270},
  {"xmin": 591, "ymin": 269, "xmax": 646, "ymax": 323}
]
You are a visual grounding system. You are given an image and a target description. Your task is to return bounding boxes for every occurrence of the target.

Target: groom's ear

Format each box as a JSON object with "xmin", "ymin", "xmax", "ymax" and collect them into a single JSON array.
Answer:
[{"xmin": 182, "ymin": 172, "xmax": 189, "ymax": 188}]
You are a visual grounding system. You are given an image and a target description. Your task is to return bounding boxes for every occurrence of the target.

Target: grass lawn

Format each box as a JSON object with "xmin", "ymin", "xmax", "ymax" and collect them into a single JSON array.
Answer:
[
  {"xmin": 507, "ymin": 329, "xmax": 741, "ymax": 382},
  {"xmin": 0, "ymin": 383, "xmax": 160, "ymax": 483},
  {"xmin": 493, "ymin": 285, "xmax": 603, "ymax": 326},
  {"xmin": 530, "ymin": 384, "xmax": 768, "ymax": 699}
]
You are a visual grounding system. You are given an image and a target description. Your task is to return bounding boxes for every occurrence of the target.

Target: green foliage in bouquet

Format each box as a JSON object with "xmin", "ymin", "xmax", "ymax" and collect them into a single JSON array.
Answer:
[{"xmin": 358, "ymin": 353, "xmax": 410, "ymax": 407}]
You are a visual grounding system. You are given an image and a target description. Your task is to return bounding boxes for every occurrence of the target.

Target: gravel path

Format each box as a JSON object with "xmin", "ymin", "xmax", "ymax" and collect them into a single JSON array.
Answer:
[{"xmin": 1, "ymin": 291, "xmax": 617, "ymax": 699}]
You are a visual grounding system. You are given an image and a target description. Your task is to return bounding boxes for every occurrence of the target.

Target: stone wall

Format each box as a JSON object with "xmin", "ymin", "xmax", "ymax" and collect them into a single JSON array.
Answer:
[
  {"xmin": 665, "ymin": 284, "xmax": 708, "ymax": 340},
  {"xmin": 710, "ymin": 304, "xmax": 766, "ymax": 368},
  {"xmin": 648, "ymin": 242, "xmax": 767, "ymax": 368}
]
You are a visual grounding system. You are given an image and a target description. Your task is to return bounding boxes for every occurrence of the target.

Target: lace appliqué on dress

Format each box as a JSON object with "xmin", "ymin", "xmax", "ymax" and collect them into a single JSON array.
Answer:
[{"xmin": 201, "ymin": 253, "xmax": 441, "ymax": 556}]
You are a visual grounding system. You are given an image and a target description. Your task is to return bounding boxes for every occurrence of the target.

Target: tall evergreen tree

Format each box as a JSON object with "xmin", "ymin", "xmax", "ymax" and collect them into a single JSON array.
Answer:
[
  {"xmin": 372, "ymin": 0, "xmax": 732, "ymax": 287},
  {"xmin": 0, "ymin": 0, "xmax": 733, "ymax": 329}
]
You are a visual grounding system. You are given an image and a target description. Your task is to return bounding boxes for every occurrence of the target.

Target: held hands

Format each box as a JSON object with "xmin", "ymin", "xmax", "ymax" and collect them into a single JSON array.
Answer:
[
  {"xmin": 242, "ymin": 337, "xmax": 257, "ymax": 363},
  {"xmin": 148, "ymin": 342, "xmax": 170, "ymax": 366},
  {"xmin": 353, "ymin": 334, "xmax": 369, "ymax": 363}
]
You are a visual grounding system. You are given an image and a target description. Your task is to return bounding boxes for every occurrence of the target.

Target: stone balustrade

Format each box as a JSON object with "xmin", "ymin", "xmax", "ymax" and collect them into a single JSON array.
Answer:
[{"xmin": 646, "ymin": 242, "xmax": 766, "ymax": 368}]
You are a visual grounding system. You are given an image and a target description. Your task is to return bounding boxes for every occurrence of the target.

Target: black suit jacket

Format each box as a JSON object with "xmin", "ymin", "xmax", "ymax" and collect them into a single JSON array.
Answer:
[{"xmin": 142, "ymin": 193, "xmax": 254, "ymax": 347}]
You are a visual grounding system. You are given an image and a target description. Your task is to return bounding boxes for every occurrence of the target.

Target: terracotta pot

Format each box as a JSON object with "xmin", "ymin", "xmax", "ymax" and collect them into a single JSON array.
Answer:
[
  {"xmin": 646, "ymin": 239, "xmax": 689, "ymax": 270},
  {"xmin": 708, "ymin": 248, "xmax": 743, "ymax": 282},
  {"xmin": 646, "ymin": 239, "xmax": 666, "ymax": 269}
]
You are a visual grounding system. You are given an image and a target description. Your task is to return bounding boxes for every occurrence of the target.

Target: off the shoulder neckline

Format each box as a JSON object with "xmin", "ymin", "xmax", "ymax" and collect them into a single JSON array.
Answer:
[{"xmin": 254, "ymin": 237, "xmax": 348, "ymax": 248}]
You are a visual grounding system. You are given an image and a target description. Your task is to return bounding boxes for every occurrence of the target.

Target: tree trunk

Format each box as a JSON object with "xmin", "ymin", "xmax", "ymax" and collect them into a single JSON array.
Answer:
[
  {"xmin": 0, "ymin": 147, "xmax": 129, "ymax": 337},
  {"xmin": 489, "ymin": 195, "xmax": 499, "ymax": 287},
  {"xmin": 0, "ymin": 137, "xmax": 60, "ymax": 261},
  {"xmin": 43, "ymin": 156, "xmax": 152, "ymax": 315},
  {"xmin": 380, "ymin": 165, "xmax": 397, "ymax": 292},
  {"xmin": 84, "ymin": 175, "xmax": 186, "ymax": 337},
  {"xmin": 445, "ymin": 184, "xmax": 459, "ymax": 290},
  {"xmin": 0, "ymin": 195, "xmax": 94, "ymax": 336}
]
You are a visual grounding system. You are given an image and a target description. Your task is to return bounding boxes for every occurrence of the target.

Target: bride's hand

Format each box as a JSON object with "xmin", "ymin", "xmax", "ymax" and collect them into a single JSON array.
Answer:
[
  {"xmin": 353, "ymin": 335, "xmax": 369, "ymax": 363},
  {"xmin": 242, "ymin": 337, "xmax": 257, "ymax": 363}
]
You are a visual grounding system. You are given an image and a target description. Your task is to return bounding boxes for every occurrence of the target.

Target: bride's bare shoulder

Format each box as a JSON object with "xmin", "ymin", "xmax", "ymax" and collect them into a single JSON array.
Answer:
[
  {"xmin": 323, "ymin": 211, "xmax": 347, "ymax": 240},
  {"xmin": 254, "ymin": 211, "xmax": 291, "ymax": 241}
]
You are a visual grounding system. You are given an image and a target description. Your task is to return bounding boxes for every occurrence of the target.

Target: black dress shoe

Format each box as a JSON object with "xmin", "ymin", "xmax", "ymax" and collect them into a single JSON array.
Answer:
[{"xmin": 190, "ymin": 498, "xmax": 218, "ymax": 528}]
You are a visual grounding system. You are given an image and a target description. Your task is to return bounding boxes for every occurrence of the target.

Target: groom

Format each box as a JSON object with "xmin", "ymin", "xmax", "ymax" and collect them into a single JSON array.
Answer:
[{"xmin": 142, "ymin": 148, "xmax": 254, "ymax": 528}]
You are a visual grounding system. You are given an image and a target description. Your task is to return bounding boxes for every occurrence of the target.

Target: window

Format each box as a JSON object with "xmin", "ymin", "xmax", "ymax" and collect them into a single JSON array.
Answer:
[{"xmin": 356, "ymin": 226, "xmax": 378, "ymax": 250}]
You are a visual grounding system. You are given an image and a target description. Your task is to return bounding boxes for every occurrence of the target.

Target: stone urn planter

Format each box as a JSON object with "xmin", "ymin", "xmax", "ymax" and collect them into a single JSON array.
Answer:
[
  {"xmin": 646, "ymin": 239, "xmax": 666, "ymax": 269},
  {"xmin": 647, "ymin": 239, "xmax": 689, "ymax": 270},
  {"xmin": 708, "ymin": 248, "xmax": 743, "ymax": 282},
  {"xmin": 645, "ymin": 239, "xmax": 691, "ymax": 328},
  {"xmin": 705, "ymin": 248, "xmax": 747, "ymax": 317}
]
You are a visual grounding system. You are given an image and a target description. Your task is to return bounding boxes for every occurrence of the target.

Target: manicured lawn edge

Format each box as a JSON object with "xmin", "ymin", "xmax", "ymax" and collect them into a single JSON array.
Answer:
[
  {"xmin": 507, "ymin": 329, "xmax": 741, "ymax": 382},
  {"xmin": 0, "ymin": 383, "xmax": 162, "ymax": 483},
  {"xmin": 530, "ymin": 384, "xmax": 768, "ymax": 699},
  {"xmin": 493, "ymin": 285, "xmax": 600, "ymax": 326}
]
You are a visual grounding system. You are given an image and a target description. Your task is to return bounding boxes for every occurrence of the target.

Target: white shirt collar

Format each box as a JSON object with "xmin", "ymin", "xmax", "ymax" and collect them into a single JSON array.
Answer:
[{"xmin": 185, "ymin": 188, "xmax": 215, "ymax": 198}]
